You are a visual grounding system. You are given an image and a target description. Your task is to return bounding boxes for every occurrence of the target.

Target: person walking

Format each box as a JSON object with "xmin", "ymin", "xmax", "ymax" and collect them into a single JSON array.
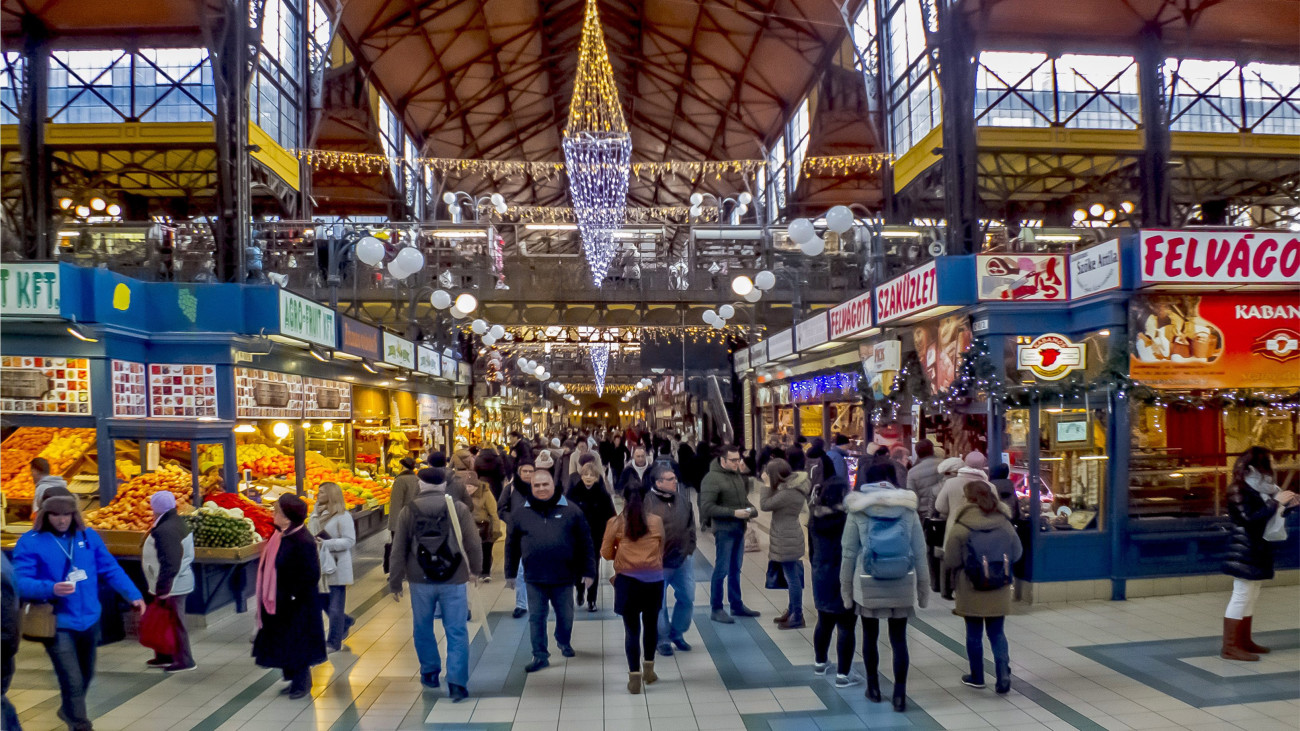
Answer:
[
  {"xmin": 1, "ymin": 553, "xmax": 19, "ymax": 731},
  {"xmin": 499, "ymin": 459, "xmax": 536, "ymax": 618},
  {"xmin": 505, "ymin": 469, "xmax": 597, "ymax": 672},
  {"xmin": 29, "ymin": 457, "xmax": 69, "ymax": 512},
  {"xmin": 12, "ymin": 487, "xmax": 145, "ymax": 730},
  {"xmin": 1221, "ymin": 446, "xmax": 1298, "ymax": 661},
  {"xmin": 141, "ymin": 490, "xmax": 196, "ymax": 672},
  {"xmin": 645, "ymin": 466, "xmax": 697, "ymax": 656},
  {"xmin": 252, "ymin": 495, "xmax": 327, "ymax": 700},
  {"xmin": 942, "ymin": 481, "xmax": 1022, "ymax": 693},
  {"xmin": 309, "ymin": 482, "xmax": 357, "ymax": 653},
  {"xmin": 809, "ymin": 472, "xmax": 860, "ymax": 687},
  {"xmin": 602, "ymin": 487, "xmax": 666, "ymax": 694},
  {"xmin": 474, "ymin": 446, "xmax": 508, "ymax": 502},
  {"xmin": 388, "ymin": 457, "xmax": 421, "ymax": 573},
  {"xmin": 566, "ymin": 462, "xmax": 616, "ymax": 613},
  {"xmin": 700, "ymin": 446, "xmax": 761, "ymax": 623},
  {"xmin": 389, "ymin": 467, "xmax": 481, "ymax": 701},
  {"xmin": 987, "ymin": 464, "xmax": 1022, "ymax": 522},
  {"xmin": 841, "ymin": 464, "xmax": 930, "ymax": 712},
  {"xmin": 617, "ymin": 446, "xmax": 652, "ymax": 498},
  {"xmin": 761, "ymin": 458, "xmax": 811, "ymax": 630},
  {"xmin": 905, "ymin": 439, "xmax": 943, "ymax": 519},
  {"xmin": 463, "ymin": 467, "xmax": 500, "ymax": 581}
]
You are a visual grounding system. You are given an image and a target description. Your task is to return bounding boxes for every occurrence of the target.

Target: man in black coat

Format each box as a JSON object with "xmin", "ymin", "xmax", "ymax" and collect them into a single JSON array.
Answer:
[
  {"xmin": 511, "ymin": 431, "xmax": 534, "ymax": 466},
  {"xmin": 505, "ymin": 470, "xmax": 596, "ymax": 673}
]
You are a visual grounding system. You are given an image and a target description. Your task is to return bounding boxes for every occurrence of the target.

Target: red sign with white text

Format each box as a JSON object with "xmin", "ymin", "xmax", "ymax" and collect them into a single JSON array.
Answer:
[
  {"xmin": 1140, "ymin": 229, "xmax": 1300, "ymax": 285},
  {"xmin": 828, "ymin": 291, "xmax": 874, "ymax": 339},
  {"xmin": 875, "ymin": 261, "xmax": 938, "ymax": 324}
]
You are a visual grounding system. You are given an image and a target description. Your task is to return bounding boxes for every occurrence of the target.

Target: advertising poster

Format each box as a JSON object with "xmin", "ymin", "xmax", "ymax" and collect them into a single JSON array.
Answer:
[
  {"xmin": 303, "ymin": 377, "xmax": 352, "ymax": 420},
  {"xmin": 112, "ymin": 360, "xmax": 148, "ymax": 417},
  {"xmin": 0, "ymin": 356, "xmax": 91, "ymax": 414},
  {"xmin": 913, "ymin": 314, "xmax": 972, "ymax": 393},
  {"xmin": 977, "ymin": 254, "xmax": 1068, "ymax": 301},
  {"xmin": 235, "ymin": 368, "xmax": 304, "ymax": 419},
  {"xmin": 1130, "ymin": 293, "xmax": 1300, "ymax": 388},
  {"xmin": 149, "ymin": 364, "xmax": 218, "ymax": 418}
]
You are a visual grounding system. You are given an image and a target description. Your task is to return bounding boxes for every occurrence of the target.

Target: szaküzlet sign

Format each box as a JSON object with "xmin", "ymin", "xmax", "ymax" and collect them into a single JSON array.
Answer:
[
  {"xmin": 1, "ymin": 263, "xmax": 60, "ymax": 317},
  {"xmin": 279, "ymin": 290, "xmax": 336, "ymax": 347},
  {"xmin": 1140, "ymin": 229, "xmax": 1300, "ymax": 284},
  {"xmin": 875, "ymin": 261, "xmax": 937, "ymax": 324}
]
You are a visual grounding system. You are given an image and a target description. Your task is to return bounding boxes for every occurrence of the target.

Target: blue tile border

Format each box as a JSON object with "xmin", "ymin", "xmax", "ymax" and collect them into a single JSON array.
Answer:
[{"xmin": 1071, "ymin": 629, "xmax": 1300, "ymax": 708}]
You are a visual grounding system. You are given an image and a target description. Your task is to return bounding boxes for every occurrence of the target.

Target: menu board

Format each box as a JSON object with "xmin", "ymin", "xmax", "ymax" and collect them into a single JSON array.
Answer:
[
  {"xmin": 112, "ymin": 360, "xmax": 148, "ymax": 417},
  {"xmin": 303, "ymin": 376, "xmax": 352, "ymax": 420},
  {"xmin": 235, "ymin": 368, "xmax": 303, "ymax": 419},
  {"xmin": 0, "ymin": 356, "xmax": 92, "ymax": 414},
  {"xmin": 149, "ymin": 364, "xmax": 218, "ymax": 418}
]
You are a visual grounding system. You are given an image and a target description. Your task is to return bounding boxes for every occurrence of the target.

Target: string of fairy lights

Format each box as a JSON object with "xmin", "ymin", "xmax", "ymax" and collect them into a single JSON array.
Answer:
[{"xmin": 475, "ymin": 204, "xmax": 719, "ymax": 224}]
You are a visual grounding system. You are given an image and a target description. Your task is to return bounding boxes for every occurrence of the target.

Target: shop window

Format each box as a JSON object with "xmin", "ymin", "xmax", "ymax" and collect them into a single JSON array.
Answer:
[
  {"xmin": 1005, "ymin": 401, "xmax": 1107, "ymax": 531},
  {"xmin": 1131, "ymin": 401, "xmax": 1299, "ymax": 520}
]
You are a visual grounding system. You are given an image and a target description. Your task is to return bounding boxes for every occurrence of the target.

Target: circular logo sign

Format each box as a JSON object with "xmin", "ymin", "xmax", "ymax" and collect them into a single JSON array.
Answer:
[{"xmin": 1016, "ymin": 333, "xmax": 1086, "ymax": 381}]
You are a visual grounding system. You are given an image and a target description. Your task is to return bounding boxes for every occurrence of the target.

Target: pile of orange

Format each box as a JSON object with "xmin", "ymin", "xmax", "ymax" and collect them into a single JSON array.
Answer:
[
  {"xmin": 1, "ymin": 428, "xmax": 95, "ymax": 502},
  {"xmin": 86, "ymin": 465, "xmax": 194, "ymax": 532}
]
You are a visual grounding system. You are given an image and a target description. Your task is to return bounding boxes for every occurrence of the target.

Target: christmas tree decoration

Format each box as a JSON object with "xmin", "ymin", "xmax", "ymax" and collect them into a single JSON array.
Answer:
[{"xmin": 589, "ymin": 343, "xmax": 610, "ymax": 397}]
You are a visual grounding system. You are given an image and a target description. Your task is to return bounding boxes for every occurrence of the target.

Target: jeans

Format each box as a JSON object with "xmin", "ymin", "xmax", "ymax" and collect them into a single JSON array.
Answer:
[
  {"xmin": 42, "ymin": 625, "xmax": 99, "ymax": 731},
  {"xmin": 619, "ymin": 577, "xmax": 664, "ymax": 671},
  {"xmin": 576, "ymin": 577, "xmax": 597, "ymax": 607},
  {"xmin": 323, "ymin": 586, "xmax": 353, "ymax": 648},
  {"xmin": 657, "ymin": 558, "xmax": 695, "ymax": 644},
  {"xmin": 863, "ymin": 617, "xmax": 909, "ymax": 694},
  {"xmin": 711, "ymin": 522, "xmax": 747, "ymax": 611},
  {"xmin": 514, "ymin": 562, "xmax": 528, "ymax": 610},
  {"xmin": 964, "ymin": 616, "xmax": 1009, "ymax": 683},
  {"xmin": 525, "ymin": 582, "xmax": 574, "ymax": 660},
  {"xmin": 2, "ymin": 639, "xmax": 19, "ymax": 731},
  {"xmin": 778, "ymin": 561, "xmax": 804, "ymax": 617},
  {"xmin": 409, "ymin": 582, "xmax": 470, "ymax": 688},
  {"xmin": 813, "ymin": 610, "xmax": 857, "ymax": 675}
]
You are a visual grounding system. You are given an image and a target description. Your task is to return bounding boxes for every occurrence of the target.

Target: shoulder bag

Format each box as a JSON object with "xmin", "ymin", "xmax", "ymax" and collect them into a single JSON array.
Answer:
[{"xmin": 22, "ymin": 537, "xmax": 74, "ymax": 640}]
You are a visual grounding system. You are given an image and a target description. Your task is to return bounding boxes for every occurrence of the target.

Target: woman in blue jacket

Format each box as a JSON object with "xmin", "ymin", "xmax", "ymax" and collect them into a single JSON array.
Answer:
[{"xmin": 12, "ymin": 487, "xmax": 144, "ymax": 731}]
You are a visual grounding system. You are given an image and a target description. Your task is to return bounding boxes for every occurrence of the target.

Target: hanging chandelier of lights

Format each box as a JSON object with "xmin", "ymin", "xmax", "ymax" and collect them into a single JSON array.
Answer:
[
  {"xmin": 563, "ymin": 0, "xmax": 631, "ymax": 287},
  {"xmin": 589, "ymin": 343, "xmax": 610, "ymax": 397}
]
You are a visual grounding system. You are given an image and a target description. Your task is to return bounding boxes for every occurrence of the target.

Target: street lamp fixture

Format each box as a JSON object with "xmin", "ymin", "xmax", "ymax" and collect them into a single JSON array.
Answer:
[{"xmin": 443, "ymin": 190, "xmax": 508, "ymax": 223}]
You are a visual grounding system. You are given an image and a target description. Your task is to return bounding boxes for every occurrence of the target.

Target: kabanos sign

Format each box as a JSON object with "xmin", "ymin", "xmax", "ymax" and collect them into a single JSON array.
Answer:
[
  {"xmin": 1140, "ymin": 229, "xmax": 1300, "ymax": 285},
  {"xmin": 1017, "ymin": 333, "xmax": 1086, "ymax": 381},
  {"xmin": 875, "ymin": 261, "xmax": 937, "ymax": 324},
  {"xmin": 828, "ymin": 291, "xmax": 874, "ymax": 339}
]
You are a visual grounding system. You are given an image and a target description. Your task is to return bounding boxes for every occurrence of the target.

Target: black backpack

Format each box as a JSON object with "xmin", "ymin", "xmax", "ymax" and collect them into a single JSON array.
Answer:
[
  {"xmin": 960, "ymin": 519, "xmax": 1015, "ymax": 591},
  {"xmin": 410, "ymin": 498, "xmax": 462, "ymax": 582}
]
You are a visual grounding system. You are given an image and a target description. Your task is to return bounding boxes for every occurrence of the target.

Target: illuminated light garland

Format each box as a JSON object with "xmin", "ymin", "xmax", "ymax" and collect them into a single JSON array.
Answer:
[
  {"xmin": 564, "ymin": 0, "xmax": 631, "ymax": 286},
  {"xmin": 477, "ymin": 204, "xmax": 718, "ymax": 224},
  {"xmin": 589, "ymin": 343, "xmax": 610, "ymax": 397}
]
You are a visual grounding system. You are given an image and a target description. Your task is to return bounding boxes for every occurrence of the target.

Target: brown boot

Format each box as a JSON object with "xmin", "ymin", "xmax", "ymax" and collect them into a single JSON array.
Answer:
[
  {"xmin": 1221, "ymin": 618, "xmax": 1260, "ymax": 661},
  {"xmin": 643, "ymin": 660, "xmax": 658, "ymax": 685},
  {"xmin": 772, "ymin": 611, "xmax": 790, "ymax": 624},
  {"xmin": 627, "ymin": 671, "xmax": 642, "ymax": 694},
  {"xmin": 1240, "ymin": 617, "xmax": 1271, "ymax": 654}
]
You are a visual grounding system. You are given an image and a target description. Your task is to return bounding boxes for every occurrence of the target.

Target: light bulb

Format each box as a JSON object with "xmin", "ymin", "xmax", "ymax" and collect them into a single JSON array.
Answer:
[
  {"xmin": 1089, "ymin": 203, "xmax": 1104, "ymax": 216},
  {"xmin": 90, "ymin": 198, "xmax": 106, "ymax": 211},
  {"xmin": 689, "ymin": 193, "xmax": 704, "ymax": 206},
  {"xmin": 455, "ymin": 293, "xmax": 478, "ymax": 313},
  {"xmin": 738, "ymin": 192, "xmax": 752, "ymax": 205},
  {"xmin": 59, "ymin": 198, "xmax": 73, "ymax": 210},
  {"xmin": 75, "ymin": 206, "xmax": 90, "ymax": 217},
  {"xmin": 272, "ymin": 422, "xmax": 290, "ymax": 439},
  {"xmin": 1073, "ymin": 209, "xmax": 1087, "ymax": 222},
  {"xmin": 106, "ymin": 204, "xmax": 121, "ymax": 217},
  {"xmin": 731, "ymin": 275, "xmax": 754, "ymax": 296},
  {"xmin": 443, "ymin": 192, "xmax": 457, "ymax": 205}
]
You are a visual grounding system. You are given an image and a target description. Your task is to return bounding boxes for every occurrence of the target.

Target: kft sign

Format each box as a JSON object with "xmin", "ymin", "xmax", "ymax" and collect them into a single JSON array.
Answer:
[
  {"xmin": 279, "ymin": 290, "xmax": 336, "ymax": 348},
  {"xmin": 828, "ymin": 291, "xmax": 874, "ymax": 339},
  {"xmin": 1, "ymin": 263, "xmax": 60, "ymax": 318},
  {"xmin": 1017, "ymin": 333, "xmax": 1086, "ymax": 381},
  {"xmin": 875, "ymin": 261, "xmax": 938, "ymax": 324},
  {"xmin": 1140, "ymin": 229, "xmax": 1300, "ymax": 285}
]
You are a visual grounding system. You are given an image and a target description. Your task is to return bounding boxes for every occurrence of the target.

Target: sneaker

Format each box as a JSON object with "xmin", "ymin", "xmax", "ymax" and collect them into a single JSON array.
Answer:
[
  {"xmin": 672, "ymin": 638, "xmax": 692, "ymax": 652},
  {"xmin": 587, "ymin": 602, "xmax": 597, "ymax": 613},
  {"xmin": 961, "ymin": 674, "xmax": 986, "ymax": 689},
  {"xmin": 525, "ymin": 657, "xmax": 550, "ymax": 673},
  {"xmin": 480, "ymin": 576, "xmax": 492, "ymax": 584},
  {"xmin": 164, "ymin": 662, "xmax": 197, "ymax": 673},
  {"xmin": 813, "ymin": 662, "xmax": 829, "ymax": 676},
  {"xmin": 658, "ymin": 643, "xmax": 674, "ymax": 657},
  {"xmin": 512, "ymin": 607, "xmax": 528, "ymax": 619},
  {"xmin": 560, "ymin": 645, "xmax": 576, "ymax": 658},
  {"xmin": 731, "ymin": 605, "xmax": 761, "ymax": 618},
  {"xmin": 421, "ymin": 671, "xmax": 441, "ymax": 689},
  {"xmin": 710, "ymin": 609, "xmax": 735, "ymax": 624},
  {"xmin": 835, "ymin": 672, "xmax": 864, "ymax": 689}
]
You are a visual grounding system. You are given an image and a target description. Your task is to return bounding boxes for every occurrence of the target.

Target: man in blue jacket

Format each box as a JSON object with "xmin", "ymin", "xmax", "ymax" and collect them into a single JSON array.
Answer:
[
  {"xmin": 505, "ymin": 470, "xmax": 596, "ymax": 672},
  {"xmin": 12, "ymin": 487, "xmax": 144, "ymax": 731}
]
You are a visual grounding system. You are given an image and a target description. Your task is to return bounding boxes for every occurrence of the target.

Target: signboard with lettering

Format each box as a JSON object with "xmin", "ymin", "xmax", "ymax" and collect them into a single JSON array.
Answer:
[
  {"xmin": 1140, "ymin": 229, "xmax": 1300, "ymax": 285},
  {"xmin": 768, "ymin": 329, "xmax": 794, "ymax": 360},
  {"xmin": 339, "ymin": 317, "xmax": 382, "ymax": 360},
  {"xmin": 796, "ymin": 312, "xmax": 829, "ymax": 351},
  {"xmin": 734, "ymin": 347, "xmax": 751, "ymax": 373},
  {"xmin": 382, "ymin": 333, "xmax": 416, "ymax": 369},
  {"xmin": 875, "ymin": 261, "xmax": 938, "ymax": 324},
  {"xmin": 750, "ymin": 340, "xmax": 769, "ymax": 367},
  {"xmin": 1070, "ymin": 239, "xmax": 1122, "ymax": 299},
  {"xmin": 828, "ymin": 291, "xmax": 874, "ymax": 339},
  {"xmin": 278, "ymin": 289, "xmax": 336, "ymax": 348},
  {"xmin": 1017, "ymin": 334, "xmax": 1087, "ymax": 381},
  {"xmin": 977, "ymin": 254, "xmax": 1068, "ymax": 301},
  {"xmin": 417, "ymin": 346, "xmax": 441, "ymax": 377},
  {"xmin": 1, "ymin": 263, "xmax": 61, "ymax": 318}
]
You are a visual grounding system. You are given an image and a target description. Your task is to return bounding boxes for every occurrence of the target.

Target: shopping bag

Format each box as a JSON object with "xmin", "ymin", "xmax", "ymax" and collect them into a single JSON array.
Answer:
[
  {"xmin": 765, "ymin": 560, "xmax": 788, "ymax": 590},
  {"xmin": 139, "ymin": 601, "xmax": 177, "ymax": 655},
  {"xmin": 1264, "ymin": 503, "xmax": 1288, "ymax": 542}
]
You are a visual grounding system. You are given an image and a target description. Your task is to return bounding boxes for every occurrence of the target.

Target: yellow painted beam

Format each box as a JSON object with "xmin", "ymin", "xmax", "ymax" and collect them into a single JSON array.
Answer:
[
  {"xmin": 1170, "ymin": 131, "xmax": 1300, "ymax": 157},
  {"xmin": 16, "ymin": 121, "xmax": 215, "ymax": 147},
  {"xmin": 892, "ymin": 124, "xmax": 944, "ymax": 194},
  {"xmin": 248, "ymin": 122, "xmax": 300, "ymax": 191},
  {"xmin": 976, "ymin": 126, "xmax": 1143, "ymax": 154}
]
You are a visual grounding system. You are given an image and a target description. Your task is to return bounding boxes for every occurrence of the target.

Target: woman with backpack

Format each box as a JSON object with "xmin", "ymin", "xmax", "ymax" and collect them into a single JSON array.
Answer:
[
  {"xmin": 841, "ymin": 464, "xmax": 929, "ymax": 712},
  {"xmin": 601, "ymin": 487, "xmax": 665, "ymax": 694},
  {"xmin": 761, "ymin": 458, "xmax": 810, "ymax": 630},
  {"xmin": 941, "ymin": 480, "xmax": 1022, "ymax": 694},
  {"xmin": 809, "ymin": 474, "xmax": 861, "ymax": 688}
]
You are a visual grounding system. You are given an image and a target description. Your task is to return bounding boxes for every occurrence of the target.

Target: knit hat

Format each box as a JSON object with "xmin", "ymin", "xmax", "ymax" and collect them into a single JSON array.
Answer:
[
  {"xmin": 399, "ymin": 456, "xmax": 418, "ymax": 470},
  {"xmin": 417, "ymin": 467, "xmax": 447, "ymax": 486},
  {"xmin": 150, "ymin": 490, "xmax": 177, "ymax": 515},
  {"xmin": 427, "ymin": 452, "xmax": 449, "ymax": 468},
  {"xmin": 277, "ymin": 494, "xmax": 309, "ymax": 526},
  {"xmin": 550, "ymin": 438, "xmax": 561, "ymax": 448},
  {"xmin": 937, "ymin": 457, "xmax": 964, "ymax": 476},
  {"xmin": 964, "ymin": 451, "xmax": 988, "ymax": 471},
  {"xmin": 534, "ymin": 451, "xmax": 555, "ymax": 469}
]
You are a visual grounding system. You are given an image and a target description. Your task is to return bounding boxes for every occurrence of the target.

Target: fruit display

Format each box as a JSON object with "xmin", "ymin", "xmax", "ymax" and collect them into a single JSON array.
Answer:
[
  {"xmin": 86, "ymin": 465, "xmax": 194, "ymax": 532},
  {"xmin": 304, "ymin": 465, "xmax": 390, "ymax": 508},
  {"xmin": 187, "ymin": 503, "xmax": 257, "ymax": 548},
  {"xmin": 1, "ymin": 427, "xmax": 96, "ymax": 503},
  {"xmin": 202, "ymin": 491, "xmax": 275, "ymax": 538}
]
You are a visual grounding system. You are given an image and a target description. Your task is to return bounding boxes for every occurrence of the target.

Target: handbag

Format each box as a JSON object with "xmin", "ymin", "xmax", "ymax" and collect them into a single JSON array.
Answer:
[
  {"xmin": 138, "ymin": 600, "xmax": 177, "ymax": 655},
  {"xmin": 1264, "ymin": 503, "xmax": 1288, "ymax": 542},
  {"xmin": 765, "ymin": 560, "xmax": 789, "ymax": 590},
  {"xmin": 20, "ymin": 601, "xmax": 57, "ymax": 641},
  {"xmin": 318, "ymin": 540, "xmax": 337, "ymax": 593}
]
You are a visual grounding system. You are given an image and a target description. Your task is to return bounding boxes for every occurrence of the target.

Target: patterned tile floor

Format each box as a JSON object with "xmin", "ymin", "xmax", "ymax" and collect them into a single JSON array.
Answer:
[{"xmin": 9, "ymin": 512, "xmax": 1300, "ymax": 731}]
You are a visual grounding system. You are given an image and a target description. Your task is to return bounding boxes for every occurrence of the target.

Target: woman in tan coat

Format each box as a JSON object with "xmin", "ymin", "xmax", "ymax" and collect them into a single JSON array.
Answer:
[{"xmin": 601, "ymin": 488, "xmax": 665, "ymax": 694}]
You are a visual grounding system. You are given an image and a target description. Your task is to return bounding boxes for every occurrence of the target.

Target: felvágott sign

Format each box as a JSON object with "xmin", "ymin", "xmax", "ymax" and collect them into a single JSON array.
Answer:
[
  {"xmin": 279, "ymin": 289, "xmax": 337, "ymax": 348},
  {"xmin": 1, "ymin": 263, "xmax": 60, "ymax": 318},
  {"xmin": 1140, "ymin": 229, "xmax": 1300, "ymax": 285},
  {"xmin": 1070, "ymin": 240, "xmax": 1121, "ymax": 298},
  {"xmin": 875, "ymin": 261, "xmax": 937, "ymax": 324},
  {"xmin": 827, "ymin": 291, "xmax": 874, "ymax": 339},
  {"xmin": 1017, "ymin": 333, "xmax": 1086, "ymax": 381}
]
